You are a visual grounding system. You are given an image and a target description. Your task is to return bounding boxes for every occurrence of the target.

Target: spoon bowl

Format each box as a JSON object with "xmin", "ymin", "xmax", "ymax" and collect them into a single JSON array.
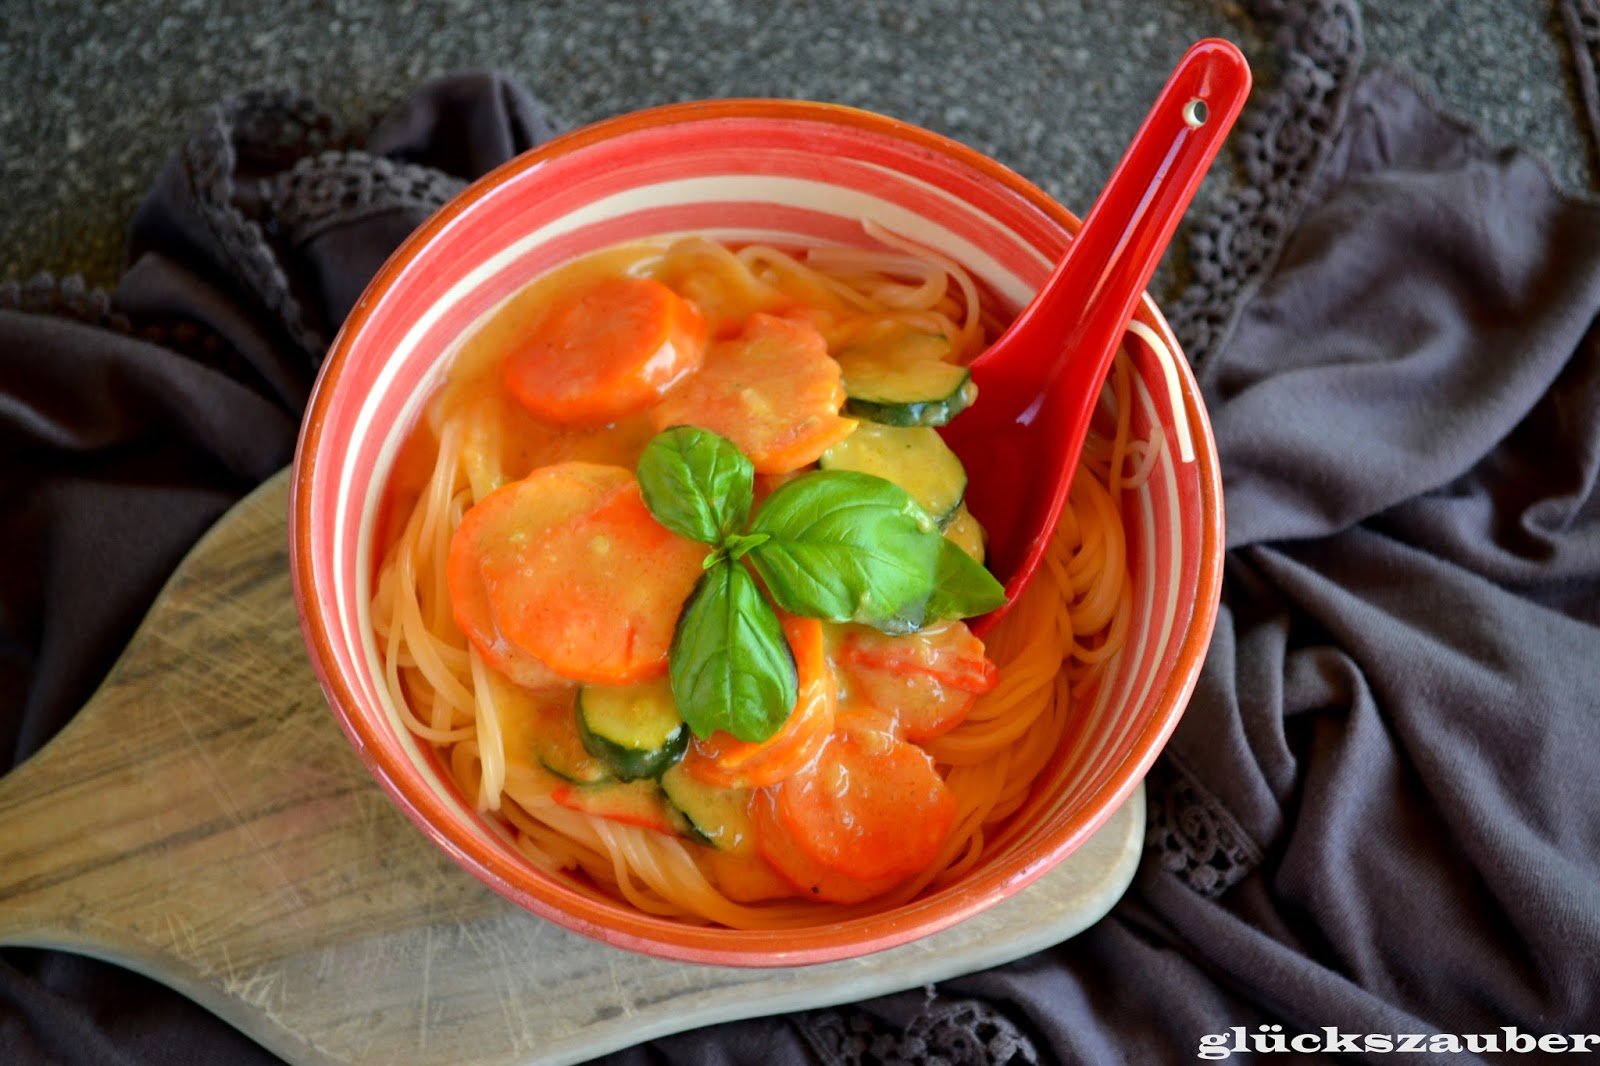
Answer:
[{"xmin": 944, "ymin": 39, "xmax": 1251, "ymax": 634}]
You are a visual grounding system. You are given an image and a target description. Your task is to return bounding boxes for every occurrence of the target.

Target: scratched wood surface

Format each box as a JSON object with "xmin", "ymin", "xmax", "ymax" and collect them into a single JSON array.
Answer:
[{"xmin": 0, "ymin": 469, "xmax": 1144, "ymax": 1066}]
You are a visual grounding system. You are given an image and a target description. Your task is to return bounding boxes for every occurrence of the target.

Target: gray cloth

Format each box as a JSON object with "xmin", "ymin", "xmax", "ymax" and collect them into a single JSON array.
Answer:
[{"xmin": 5, "ymin": 47, "xmax": 1600, "ymax": 1066}]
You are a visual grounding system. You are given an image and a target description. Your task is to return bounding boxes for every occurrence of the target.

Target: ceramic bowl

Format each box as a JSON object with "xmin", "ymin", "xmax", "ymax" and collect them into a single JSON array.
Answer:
[{"xmin": 290, "ymin": 99, "xmax": 1224, "ymax": 967}]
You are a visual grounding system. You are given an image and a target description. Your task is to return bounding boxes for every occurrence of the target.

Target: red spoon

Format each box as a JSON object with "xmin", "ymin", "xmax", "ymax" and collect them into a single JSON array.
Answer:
[{"xmin": 942, "ymin": 38, "xmax": 1252, "ymax": 634}]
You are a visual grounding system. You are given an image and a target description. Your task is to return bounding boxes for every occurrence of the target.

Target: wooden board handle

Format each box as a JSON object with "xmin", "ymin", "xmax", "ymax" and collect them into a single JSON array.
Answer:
[
  {"xmin": 0, "ymin": 468, "xmax": 1145, "ymax": 1066},
  {"xmin": 0, "ymin": 470, "xmax": 496, "ymax": 962}
]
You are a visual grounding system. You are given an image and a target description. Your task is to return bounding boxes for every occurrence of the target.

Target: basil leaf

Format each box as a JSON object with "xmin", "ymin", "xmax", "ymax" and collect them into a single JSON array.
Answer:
[
  {"xmin": 723, "ymin": 532, "xmax": 769, "ymax": 561},
  {"xmin": 924, "ymin": 536, "xmax": 1008, "ymax": 621},
  {"xmin": 746, "ymin": 470, "xmax": 941, "ymax": 632},
  {"xmin": 637, "ymin": 426, "xmax": 754, "ymax": 545},
  {"xmin": 669, "ymin": 556, "xmax": 798, "ymax": 743}
]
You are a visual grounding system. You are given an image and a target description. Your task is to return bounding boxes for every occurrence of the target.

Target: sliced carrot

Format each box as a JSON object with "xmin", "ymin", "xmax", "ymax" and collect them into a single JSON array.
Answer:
[
  {"xmin": 751, "ymin": 788, "xmax": 906, "ymax": 903},
  {"xmin": 447, "ymin": 465, "xmax": 628, "ymax": 689},
  {"xmin": 482, "ymin": 475, "xmax": 709, "ymax": 685},
  {"xmin": 838, "ymin": 621, "xmax": 998, "ymax": 741},
  {"xmin": 447, "ymin": 550, "xmax": 568, "ymax": 690},
  {"xmin": 502, "ymin": 275, "xmax": 707, "ymax": 427},
  {"xmin": 681, "ymin": 615, "xmax": 834, "ymax": 789},
  {"xmin": 769, "ymin": 727, "xmax": 956, "ymax": 882},
  {"xmin": 830, "ymin": 701, "xmax": 900, "ymax": 741},
  {"xmin": 650, "ymin": 313, "xmax": 856, "ymax": 474},
  {"xmin": 449, "ymin": 462, "xmax": 709, "ymax": 686},
  {"xmin": 700, "ymin": 847, "xmax": 802, "ymax": 903}
]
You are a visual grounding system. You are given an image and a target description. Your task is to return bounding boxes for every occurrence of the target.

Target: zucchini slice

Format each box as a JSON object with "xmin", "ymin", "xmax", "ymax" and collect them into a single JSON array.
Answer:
[
  {"xmin": 576, "ymin": 679, "xmax": 690, "ymax": 781},
  {"xmin": 836, "ymin": 332, "xmax": 977, "ymax": 428},
  {"xmin": 660, "ymin": 762, "xmax": 756, "ymax": 853},
  {"xmin": 820, "ymin": 421, "xmax": 967, "ymax": 528},
  {"xmin": 550, "ymin": 778, "xmax": 676, "ymax": 834},
  {"xmin": 531, "ymin": 695, "xmax": 611, "ymax": 784},
  {"xmin": 942, "ymin": 503, "xmax": 986, "ymax": 564}
]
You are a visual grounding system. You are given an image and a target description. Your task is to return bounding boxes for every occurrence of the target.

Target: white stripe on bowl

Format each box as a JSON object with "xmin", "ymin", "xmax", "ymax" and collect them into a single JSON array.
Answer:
[{"xmin": 1075, "ymin": 369, "xmax": 1186, "ymax": 800}]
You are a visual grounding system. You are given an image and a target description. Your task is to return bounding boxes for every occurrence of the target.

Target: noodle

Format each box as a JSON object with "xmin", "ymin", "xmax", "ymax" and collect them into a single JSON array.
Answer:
[{"xmin": 369, "ymin": 231, "xmax": 1162, "ymax": 927}]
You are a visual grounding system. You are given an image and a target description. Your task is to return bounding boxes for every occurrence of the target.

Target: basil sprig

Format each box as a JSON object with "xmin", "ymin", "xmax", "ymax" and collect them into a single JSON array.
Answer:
[{"xmin": 638, "ymin": 426, "xmax": 1006, "ymax": 743}]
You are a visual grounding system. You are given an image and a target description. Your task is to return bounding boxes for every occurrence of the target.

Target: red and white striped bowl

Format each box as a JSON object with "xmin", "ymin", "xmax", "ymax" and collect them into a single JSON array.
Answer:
[{"xmin": 289, "ymin": 99, "xmax": 1224, "ymax": 967}]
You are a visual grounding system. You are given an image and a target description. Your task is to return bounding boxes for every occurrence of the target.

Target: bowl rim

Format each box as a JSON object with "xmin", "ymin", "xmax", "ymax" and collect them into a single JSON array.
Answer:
[{"xmin": 289, "ymin": 96, "xmax": 1225, "ymax": 967}]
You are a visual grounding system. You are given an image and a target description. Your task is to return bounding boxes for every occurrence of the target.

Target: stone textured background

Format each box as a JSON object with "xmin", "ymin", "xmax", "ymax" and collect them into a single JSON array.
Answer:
[{"xmin": 3, "ymin": 1, "xmax": 1592, "ymax": 299}]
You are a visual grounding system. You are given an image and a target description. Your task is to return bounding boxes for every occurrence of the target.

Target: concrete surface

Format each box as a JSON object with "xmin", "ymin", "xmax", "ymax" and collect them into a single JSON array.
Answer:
[{"xmin": 2, "ymin": 1, "xmax": 1593, "ymax": 298}]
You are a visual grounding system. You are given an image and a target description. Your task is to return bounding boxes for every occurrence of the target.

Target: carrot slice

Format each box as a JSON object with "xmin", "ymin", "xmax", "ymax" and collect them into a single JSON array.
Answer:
[
  {"xmin": 450, "ymin": 462, "xmax": 709, "ymax": 686},
  {"xmin": 838, "ymin": 621, "xmax": 998, "ymax": 741},
  {"xmin": 681, "ymin": 615, "xmax": 834, "ymax": 789},
  {"xmin": 752, "ymin": 788, "xmax": 906, "ymax": 903},
  {"xmin": 502, "ymin": 275, "xmax": 707, "ymax": 427},
  {"xmin": 769, "ymin": 727, "xmax": 956, "ymax": 882},
  {"xmin": 483, "ymin": 475, "xmax": 708, "ymax": 684},
  {"xmin": 700, "ymin": 847, "xmax": 801, "ymax": 903},
  {"xmin": 447, "ymin": 464, "xmax": 628, "ymax": 688},
  {"xmin": 650, "ymin": 313, "xmax": 856, "ymax": 474},
  {"xmin": 448, "ymin": 549, "xmax": 568, "ymax": 690}
]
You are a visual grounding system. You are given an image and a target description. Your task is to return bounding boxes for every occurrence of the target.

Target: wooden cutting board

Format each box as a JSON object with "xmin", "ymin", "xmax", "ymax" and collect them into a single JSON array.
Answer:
[{"xmin": 0, "ymin": 469, "xmax": 1143, "ymax": 1066}]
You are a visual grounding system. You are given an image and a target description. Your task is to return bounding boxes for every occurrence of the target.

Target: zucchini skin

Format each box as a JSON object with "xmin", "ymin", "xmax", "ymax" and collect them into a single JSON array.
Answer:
[
  {"xmin": 843, "ymin": 379, "xmax": 976, "ymax": 428},
  {"xmin": 534, "ymin": 696, "xmax": 611, "ymax": 784},
  {"xmin": 576, "ymin": 686, "xmax": 690, "ymax": 781},
  {"xmin": 660, "ymin": 763, "xmax": 755, "ymax": 852},
  {"xmin": 942, "ymin": 503, "xmax": 986, "ymax": 563},
  {"xmin": 838, "ymin": 342, "xmax": 977, "ymax": 428}
]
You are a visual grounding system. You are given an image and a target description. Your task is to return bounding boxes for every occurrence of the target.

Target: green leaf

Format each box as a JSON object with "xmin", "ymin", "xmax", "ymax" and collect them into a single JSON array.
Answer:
[
  {"xmin": 746, "ymin": 470, "xmax": 941, "ymax": 632},
  {"xmin": 723, "ymin": 532, "xmax": 769, "ymax": 561},
  {"xmin": 668, "ymin": 556, "xmax": 798, "ymax": 743},
  {"xmin": 924, "ymin": 536, "xmax": 1008, "ymax": 621},
  {"xmin": 637, "ymin": 426, "xmax": 754, "ymax": 545}
]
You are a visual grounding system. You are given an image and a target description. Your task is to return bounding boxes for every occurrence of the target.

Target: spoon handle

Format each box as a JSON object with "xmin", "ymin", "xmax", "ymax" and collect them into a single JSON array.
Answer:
[
  {"xmin": 973, "ymin": 38, "xmax": 1252, "ymax": 392},
  {"xmin": 955, "ymin": 39, "xmax": 1250, "ymax": 633}
]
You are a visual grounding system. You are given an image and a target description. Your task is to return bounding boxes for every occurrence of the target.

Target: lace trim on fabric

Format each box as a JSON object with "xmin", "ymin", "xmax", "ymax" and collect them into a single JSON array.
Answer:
[
  {"xmin": 0, "ymin": 272, "xmax": 127, "ymax": 330},
  {"xmin": 1166, "ymin": 0, "xmax": 1365, "ymax": 366},
  {"xmin": 798, "ymin": 988, "xmax": 1040, "ymax": 1066},
  {"xmin": 180, "ymin": 87, "xmax": 467, "ymax": 361},
  {"xmin": 0, "ymin": 89, "xmax": 368, "ymax": 375},
  {"xmin": 1560, "ymin": 0, "xmax": 1600, "ymax": 170},
  {"xmin": 267, "ymin": 151, "xmax": 465, "ymax": 247},
  {"xmin": 0, "ymin": 271, "xmax": 247, "ymax": 378},
  {"xmin": 180, "ymin": 89, "xmax": 346, "ymax": 357},
  {"xmin": 1145, "ymin": 756, "xmax": 1264, "ymax": 899}
]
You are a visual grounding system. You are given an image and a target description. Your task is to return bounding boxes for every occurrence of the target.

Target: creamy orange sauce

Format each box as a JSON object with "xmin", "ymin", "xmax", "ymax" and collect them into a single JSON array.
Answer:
[{"xmin": 380, "ymin": 236, "xmax": 1005, "ymax": 909}]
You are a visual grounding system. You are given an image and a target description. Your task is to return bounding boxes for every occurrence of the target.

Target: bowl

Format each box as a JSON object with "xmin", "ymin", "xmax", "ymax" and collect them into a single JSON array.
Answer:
[{"xmin": 289, "ymin": 98, "xmax": 1224, "ymax": 967}]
